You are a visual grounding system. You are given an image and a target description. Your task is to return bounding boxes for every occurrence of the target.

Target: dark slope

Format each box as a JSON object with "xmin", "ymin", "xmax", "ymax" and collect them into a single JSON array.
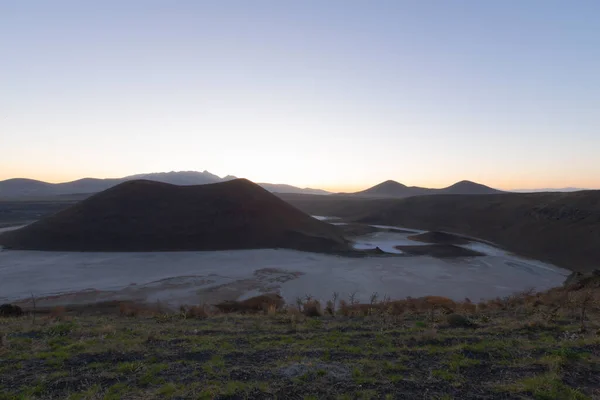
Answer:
[
  {"xmin": 407, "ymin": 231, "xmax": 471, "ymax": 245},
  {"xmin": 278, "ymin": 190, "xmax": 600, "ymax": 272},
  {"xmin": 0, "ymin": 179, "xmax": 347, "ymax": 252},
  {"xmin": 358, "ymin": 191, "xmax": 600, "ymax": 271}
]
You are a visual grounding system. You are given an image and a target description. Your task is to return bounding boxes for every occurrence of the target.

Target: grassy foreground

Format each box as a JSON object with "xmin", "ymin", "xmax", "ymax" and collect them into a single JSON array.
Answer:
[{"xmin": 1, "ymin": 290, "xmax": 600, "ymax": 400}]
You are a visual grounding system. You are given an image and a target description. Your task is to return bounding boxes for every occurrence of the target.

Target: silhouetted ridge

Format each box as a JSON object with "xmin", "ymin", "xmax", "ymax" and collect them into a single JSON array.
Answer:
[
  {"xmin": 351, "ymin": 179, "xmax": 503, "ymax": 197},
  {"xmin": 441, "ymin": 180, "xmax": 503, "ymax": 195},
  {"xmin": 357, "ymin": 180, "xmax": 413, "ymax": 196},
  {"xmin": 0, "ymin": 179, "xmax": 347, "ymax": 252}
]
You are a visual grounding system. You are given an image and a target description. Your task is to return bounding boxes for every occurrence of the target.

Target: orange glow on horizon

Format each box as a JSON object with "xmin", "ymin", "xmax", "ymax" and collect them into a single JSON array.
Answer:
[{"xmin": 2, "ymin": 170, "xmax": 598, "ymax": 193}]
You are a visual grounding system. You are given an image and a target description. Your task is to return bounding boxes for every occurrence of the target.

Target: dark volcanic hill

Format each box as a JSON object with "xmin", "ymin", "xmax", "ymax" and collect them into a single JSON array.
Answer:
[
  {"xmin": 354, "ymin": 180, "xmax": 426, "ymax": 197},
  {"xmin": 0, "ymin": 179, "xmax": 347, "ymax": 252},
  {"xmin": 350, "ymin": 180, "xmax": 502, "ymax": 198},
  {"xmin": 439, "ymin": 180, "xmax": 503, "ymax": 195}
]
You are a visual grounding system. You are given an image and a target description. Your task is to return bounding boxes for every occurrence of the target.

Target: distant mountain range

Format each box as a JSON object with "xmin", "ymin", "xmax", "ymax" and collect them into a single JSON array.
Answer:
[
  {"xmin": 0, "ymin": 171, "xmax": 330, "ymax": 199},
  {"xmin": 347, "ymin": 180, "xmax": 504, "ymax": 197},
  {"xmin": 1, "ymin": 171, "xmax": 587, "ymax": 200}
]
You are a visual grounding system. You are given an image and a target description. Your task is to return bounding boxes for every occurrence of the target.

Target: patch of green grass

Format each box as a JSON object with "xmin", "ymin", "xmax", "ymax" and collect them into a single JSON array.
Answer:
[
  {"xmin": 462, "ymin": 339, "xmax": 514, "ymax": 359},
  {"xmin": 116, "ymin": 361, "xmax": 144, "ymax": 374},
  {"xmin": 222, "ymin": 381, "xmax": 253, "ymax": 395},
  {"xmin": 355, "ymin": 389, "xmax": 379, "ymax": 399},
  {"xmin": 446, "ymin": 352, "xmax": 481, "ymax": 372},
  {"xmin": 37, "ymin": 349, "xmax": 70, "ymax": 366},
  {"xmin": 508, "ymin": 372, "xmax": 590, "ymax": 400},
  {"xmin": 432, "ymin": 369, "xmax": 459, "ymax": 382},
  {"xmin": 138, "ymin": 363, "xmax": 168, "ymax": 385},
  {"xmin": 24, "ymin": 381, "xmax": 47, "ymax": 397},
  {"xmin": 46, "ymin": 322, "xmax": 77, "ymax": 336},
  {"xmin": 551, "ymin": 347, "xmax": 589, "ymax": 362},
  {"xmin": 351, "ymin": 365, "xmax": 378, "ymax": 385},
  {"xmin": 202, "ymin": 354, "xmax": 226, "ymax": 376},
  {"xmin": 383, "ymin": 360, "xmax": 407, "ymax": 374},
  {"xmin": 103, "ymin": 382, "xmax": 131, "ymax": 400},
  {"xmin": 48, "ymin": 370, "xmax": 70, "ymax": 379},
  {"xmin": 156, "ymin": 382, "xmax": 180, "ymax": 398},
  {"xmin": 340, "ymin": 344, "xmax": 363, "ymax": 354},
  {"xmin": 67, "ymin": 384, "xmax": 101, "ymax": 400},
  {"xmin": 306, "ymin": 318, "xmax": 323, "ymax": 329}
]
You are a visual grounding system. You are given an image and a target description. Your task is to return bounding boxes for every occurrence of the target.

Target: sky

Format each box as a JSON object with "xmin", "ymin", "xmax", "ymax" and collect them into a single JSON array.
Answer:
[{"xmin": 1, "ymin": 1, "xmax": 599, "ymax": 192}]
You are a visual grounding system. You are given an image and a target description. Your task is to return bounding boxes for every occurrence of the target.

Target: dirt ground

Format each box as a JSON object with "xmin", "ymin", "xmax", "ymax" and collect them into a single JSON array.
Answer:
[{"xmin": 1, "ymin": 300, "xmax": 599, "ymax": 399}]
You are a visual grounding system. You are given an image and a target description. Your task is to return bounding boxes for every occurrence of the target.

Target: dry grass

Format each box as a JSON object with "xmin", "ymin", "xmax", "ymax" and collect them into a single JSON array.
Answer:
[
  {"xmin": 302, "ymin": 299, "xmax": 323, "ymax": 317},
  {"xmin": 1, "ymin": 282, "xmax": 600, "ymax": 399}
]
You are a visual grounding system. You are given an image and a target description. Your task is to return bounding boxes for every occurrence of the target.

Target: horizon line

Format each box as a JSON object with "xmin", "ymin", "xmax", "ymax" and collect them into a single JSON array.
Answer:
[{"xmin": 1, "ymin": 171, "xmax": 598, "ymax": 193}]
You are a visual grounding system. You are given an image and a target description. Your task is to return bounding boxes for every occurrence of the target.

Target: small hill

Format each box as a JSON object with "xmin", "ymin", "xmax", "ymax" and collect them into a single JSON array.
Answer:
[
  {"xmin": 0, "ymin": 179, "xmax": 347, "ymax": 252},
  {"xmin": 354, "ymin": 180, "xmax": 425, "ymax": 198},
  {"xmin": 0, "ymin": 178, "xmax": 56, "ymax": 197},
  {"xmin": 351, "ymin": 180, "xmax": 502, "ymax": 198},
  {"xmin": 438, "ymin": 180, "xmax": 503, "ymax": 195}
]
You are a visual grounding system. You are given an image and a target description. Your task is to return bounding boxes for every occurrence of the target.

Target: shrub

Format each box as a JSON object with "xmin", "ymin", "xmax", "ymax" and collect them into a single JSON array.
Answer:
[
  {"xmin": 50, "ymin": 306, "xmax": 66, "ymax": 320},
  {"xmin": 181, "ymin": 305, "xmax": 209, "ymax": 319},
  {"xmin": 446, "ymin": 314, "xmax": 477, "ymax": 328},
  {"xmin": 119, "ymin": 302, "xmax": 140, "ymax": 317},
  {"xmin": 215, "ymin": 293, "xmax": 284, "ymax": 314},
  {"xmin": 325, "ymin": 300, "xmax": 335, "ymax": 316},
  {"xmin": 303, "ymin": 300, "xmax": 323, "ymax": 317},
  {"xmin": 0, "ymin": 304, "xmax": 24, "ymax": 318}
]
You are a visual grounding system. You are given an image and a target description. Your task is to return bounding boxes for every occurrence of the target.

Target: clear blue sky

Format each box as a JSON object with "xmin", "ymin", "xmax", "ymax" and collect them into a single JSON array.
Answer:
[{"xmin": 1, "ymin": 0, "xmax": 599, "ymax": 190}]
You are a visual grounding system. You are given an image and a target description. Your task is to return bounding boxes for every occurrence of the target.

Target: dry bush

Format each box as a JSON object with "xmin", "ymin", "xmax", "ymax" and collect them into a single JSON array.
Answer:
[
  {"xmin": 325, "ymin": 300, "xmax": 335, "ymax": 316},
  {"xmin": 337, "ymin": 302, "xmax": 375, "ymax": 317},
  {"xmin": 266, "ymin": 304, "xmax": 278, "ymax": 316},
  {"xmin": 387, "ymin": 300, "xmax": 408, "ymax": 315},
  {"xmin": 97, "ymin": 324, "xmax": 116, "ymax": 336},
  {"xmin": 568, "ymin": 289, "xmax": 596, "ymax": 331},
  {"xmin": 338, "ymin": 299, "xmax": 350, "ymax": 316},
  {"xmin": 117, "ymin": 302, "xmax": 162, "ymax": 317},
  {"xmin": 119, "ymin": 302, "xmax": 140, "ymax": 317},
  {"xmin": 284, "ymin": 306, "xmax": 305, "ymax": 330},
  {"xmin": 215, "ymin": 293, "xmax": 284, "ymax": 314},
  {"xmin": 420, "ymin": 296, "xmax": 457, "ymax": 313},
  {"xmin": 180, "ymin": 305, "xmax": 209, "ymax": 319},
  {"xmin": 303, "ymin": 300, "xmax": 323, "ymax": 317},
  {"xmin": 50, "ymin": 306, "xmax": 66, "ymax": 320},
  {"xmin": 457, "ymin": 299, "xmax": 477, "ymax": 314},
  {"xmin": 286, "ymin": 305, "xmax": 303, "ymax": 317}
]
